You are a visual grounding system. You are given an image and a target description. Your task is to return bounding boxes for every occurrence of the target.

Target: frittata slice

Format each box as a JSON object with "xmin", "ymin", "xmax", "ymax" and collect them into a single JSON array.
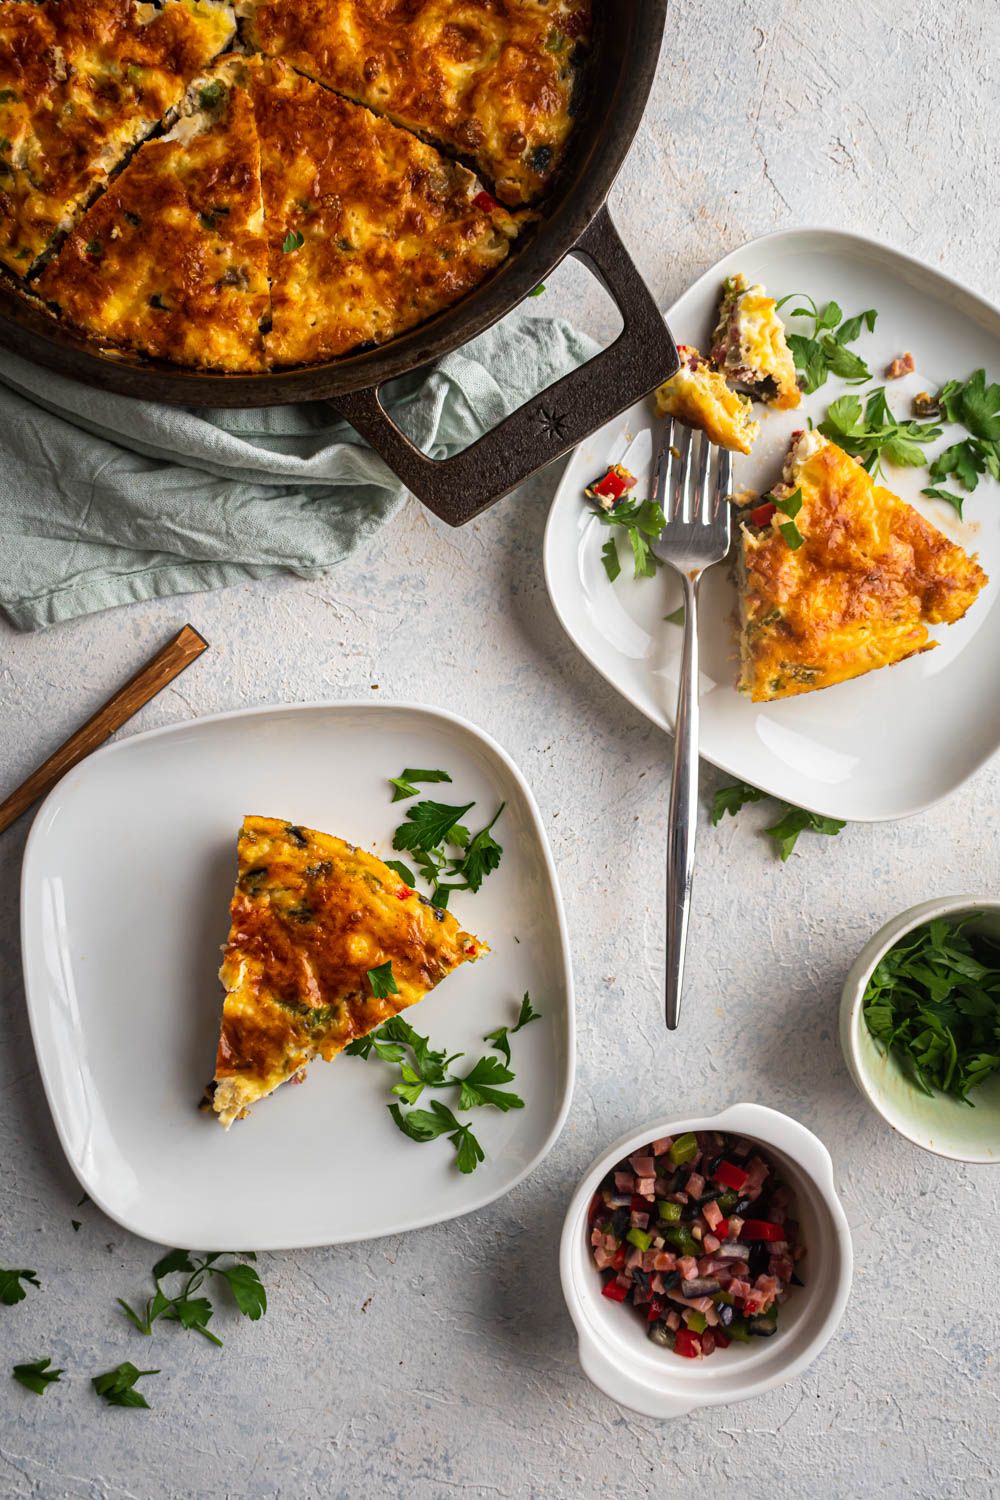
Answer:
[
  {"xmin": 711, "ymin": 273, "xmax": 800, "ymax": 410},
  {"xmin": 737, "ymin": 431, "xmax": 989, "ymax": 701},
  {"xmin": 0, "ymin": 0, "xmax": 235, "ymax": 274},
  {"xmin": 655, "ymin": 344, "xmax": 760, "ymax": 455},
  {"xmin": 242, "ymin": 0, "xmax": 590, "ymax": 205},
  {"xmin": 37, "ymin": 58, "xmax": 269, "ymax": 371},
  {"xmin": 250, "ymin": 57, "xmax": 522, "ymax": 366},
  {"xmin": 212, "ymin": 816, "xmax": 488, "ymax": 1127}
]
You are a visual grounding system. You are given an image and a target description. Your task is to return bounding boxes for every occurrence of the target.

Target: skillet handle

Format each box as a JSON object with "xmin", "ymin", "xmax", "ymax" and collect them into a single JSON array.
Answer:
[{"xmin": 328, "ymin": 204, "xmax": 678, "ymax": 527}]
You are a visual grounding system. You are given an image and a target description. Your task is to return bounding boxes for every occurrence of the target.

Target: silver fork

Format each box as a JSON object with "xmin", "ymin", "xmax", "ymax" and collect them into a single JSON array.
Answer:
[{"xmin": 650, "ymin": 420, "xmax": 733, "ymax": 1031}]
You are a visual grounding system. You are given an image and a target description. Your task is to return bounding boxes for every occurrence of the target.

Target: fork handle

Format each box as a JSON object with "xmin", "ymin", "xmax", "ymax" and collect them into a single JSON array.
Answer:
[{"xmin": 665, "ymin": 572, "xmax": 700, "ymax": 1031}]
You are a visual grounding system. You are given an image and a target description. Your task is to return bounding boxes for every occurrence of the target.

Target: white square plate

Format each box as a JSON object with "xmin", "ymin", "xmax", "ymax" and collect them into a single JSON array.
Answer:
[
  {"xmin": 20, "ymin": 702, "xmax": 574, "ymax": 1249},
  {"xmin": 544, "ymin": 228, "xmax": 1000, "ymax": 821}
]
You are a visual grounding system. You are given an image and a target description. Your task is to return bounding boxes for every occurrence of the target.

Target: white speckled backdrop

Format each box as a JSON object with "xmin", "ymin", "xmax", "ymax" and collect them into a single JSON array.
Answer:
[{"xmin": 2, "ymin": 2, "xmax": 998, "ymax": 1495}]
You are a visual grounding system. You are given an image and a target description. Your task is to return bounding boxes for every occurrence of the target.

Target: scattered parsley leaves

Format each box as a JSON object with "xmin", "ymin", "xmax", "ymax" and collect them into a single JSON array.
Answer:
[
  {"xmin": 921, "ymin": 485, "xmax": 966, "ymax": 517},
  {"xmin": 393, "ymin": 799, "xmax": 473, "ymax": 856},
  {"xmin": 819, "ymin": 388, "xmax": 941, "ymax": 475},
  {"xmin": 389, "ymin": 767, "xmax": 452, "ymax": 802},
  {"xmin": 281, "ymin": 229, "xmax": 304, "ymax": 253},
  {"xmin": 775, "ymin": 294, "xmax": 877, "ymax": 392},
  {"xmin": 711, "ymin": 781, "xmax": 845, "ymax": 859},
  {"xmin": 116, "ymin": 1251, "xmax": 266, "ymax": 1346},
  {"xmin": 597, "ymin": 497, "xmax": 665, "ymax": 582},
  {"xmin": 456, "ymin": 1055, "xmax": 524, "ymax": 1112},
  {"xmin": 664, "ymin": 604, "xmax": 686, "ymax": 626},
  {"xmin": 484, "ymin": 992, "xmax": 541, "ymax": 1066},
  {"xmin": 445, "ymin": 804, "xmax": 504, "ymax": 897},
  {"xmin": 92, "ymin": 1362, "xmax": 159, "ymax": 1410},
  {"xmin": 367, "ymin": 960, "xmax": 399, "ymax": 999},
  {"xmin": 388, "ymin": 1100, "xmax": 484, "ymax": 1173},
  {"xmin": 0, "ymin": 1268, "xmax": 40, "ymax": 1306},
  {"xmin": 13, "ymin": 1358, "xmax": 62, "ymax": 1395},
  {"xmin": 863, "ymin": 916, "xmax": 1000, "ymax": 1103},
  {"xmin": 384, "ymin": 858, "xmax": 416, "ymax": 885},
  {"xmin": 528, "ymin": 282, "xmax": 546, "ymax": 296}
]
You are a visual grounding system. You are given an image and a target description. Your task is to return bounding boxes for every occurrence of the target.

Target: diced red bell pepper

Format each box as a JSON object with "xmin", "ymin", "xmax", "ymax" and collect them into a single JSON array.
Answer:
[
  {"xmin": 611, "ymin": 1244, "xmax": 627, "ymax": 1271},
  {"xmin": 714, "ymin": 1219, "xmax": 730, "ymax": 1239},
  {"xmin": 396, "ymin": 885, "xmax": 413, "ymax": 899},
  {"xmin": 631, "ymin": 1194, "xmax": 650, "ymax": 1212},
  {"xmin": 601, "ymin": 1278, "xmax": 628, "ymax": 1302},
  {"xmin": 741, "ymin": 1219, "xmax": 784, "ymax": 1241},
  {"xmin": 473, "ymin": 190, "xmax": 499, "ymax": 213},
  {"xmin": 749, "ymin": 501, "xmax": 776, "ymax": 528},
  {"xmin": 673, "ymin": 1329, "xmax": 701, "ymax": 1358},
  {"xmin": 587, "ymin": 464, "xmax": 636, "ymax": 503},
  {"xmin": 713, "ymin": 1160, "xmax": 750, "ymax": 1192},
  {"xmin": 646, "ymin": 1298, "xmax": 664, "ymax": 1323}
]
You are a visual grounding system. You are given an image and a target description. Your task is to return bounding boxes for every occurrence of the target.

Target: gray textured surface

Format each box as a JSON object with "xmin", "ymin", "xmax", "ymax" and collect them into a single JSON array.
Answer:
[{"xmin": 2, "ymin": 2, "xmax": 999, "ymax": 1495}]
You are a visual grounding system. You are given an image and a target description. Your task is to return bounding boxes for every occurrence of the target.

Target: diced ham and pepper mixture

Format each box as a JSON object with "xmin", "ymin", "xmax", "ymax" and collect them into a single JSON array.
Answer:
[{"xmin": 588, "ymin": 1130, "xmax": 804, "ymax": 1358}]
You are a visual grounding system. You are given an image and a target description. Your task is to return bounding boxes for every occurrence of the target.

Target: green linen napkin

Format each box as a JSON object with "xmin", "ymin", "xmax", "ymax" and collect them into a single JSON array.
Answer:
[{"xmin": 0, "ymin": 315, "xmax": 598, "ymax": 631}]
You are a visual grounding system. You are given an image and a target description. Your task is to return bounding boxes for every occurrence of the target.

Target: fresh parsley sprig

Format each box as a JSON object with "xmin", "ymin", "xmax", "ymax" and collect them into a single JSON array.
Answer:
[
  {"xmin": 711, "ymin": 780, "xmax": 845, "ymax": 860},
  {"xmin": 775, "ymin": 294, "xmax": 877, "ymax": 393},
  {"xmin": 116, "ymin": 1250, "xmax": 266, "ymax": 1347},
  {"xmin": 367, "ymin": 960, "xmax": 399, "ymax": 999},
  {"xmin": 0, "ymin": 1267, "xmax": 40, "ymax": 1305},
  {"xmin": 389, "ymin": 1101, "xmax": 484, "ymax": 1174},
  {"xmin": 92, "ymin": 1362, "xmax": 159, "ymax": 1410},
  {"xmin": 389, "ymin": 779, "xmax": 505, "ymax": 908},
  {"xmin": 483, "ymin": 992, "xmax": 540, "ymax": 1066},
  {"xmin": 819, "ymin": 387, "xmax": 942, "ymax": 476},
  {"xmin": 863, "ymin": 916, "xmax": 1000, "ymax": 1103},
  {"xmin": 13, "ymin": 1357, "xmax": 62, "ymax": 1395},
  {"xmin": 389, "ymin": 767, "xmax": 452, "ymax": 802},
  {"xmin": 923, "ymin": 368, "xmax": 1000, "ymax": 506},
  {"xmin": 597, "ymin": 496, "xmax": 666, "ymax": 582}
]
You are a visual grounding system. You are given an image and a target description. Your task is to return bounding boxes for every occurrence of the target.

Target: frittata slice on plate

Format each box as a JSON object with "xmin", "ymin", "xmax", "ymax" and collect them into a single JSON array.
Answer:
[
  {"xmin": 241, "ymin": 0, "xmax": 590, "ymax": 205},
  {"xmin": 0, "ymin": 0, "xmax": 235, "ymax": 274},
  {"xmin": 737, "ymin": 431, "xmax": 989, "ymax": 701},
  {"xmin": 655, "ymin": 344, "xmax": 760, "ymax": 455},
  {"xmin": 37, "ymin": 57, "xmax": 269, "ymax": 370},
  {"xmin": 212, "ymin": 816, "xmax": 488, "ymax": 1127},
  {"xmin": 711, "ymin": 272, "xmax": 800, "ymax": 410},
  {"xmin": 249, "ymin": 57, "xmax": 523, "ymax": 366}
]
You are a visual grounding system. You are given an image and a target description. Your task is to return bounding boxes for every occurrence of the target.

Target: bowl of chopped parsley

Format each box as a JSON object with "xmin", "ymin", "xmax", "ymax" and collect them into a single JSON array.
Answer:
[{"xmin": 841, "ymin": 897, "xmax": 1000, "ymax": 1162}]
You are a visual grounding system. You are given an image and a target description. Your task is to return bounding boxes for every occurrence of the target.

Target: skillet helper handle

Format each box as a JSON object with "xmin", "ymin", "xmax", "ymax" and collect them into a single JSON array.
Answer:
[{"xmin": 329, "ymin": 205, "xmax": 678, "ymax": 527}]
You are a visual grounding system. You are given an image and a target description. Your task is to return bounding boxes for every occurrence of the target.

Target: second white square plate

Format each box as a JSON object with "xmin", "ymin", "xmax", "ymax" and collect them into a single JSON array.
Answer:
[
  {"xmin": 543, "ymin": 228, "xmax": 1000, "ymax": 821},
  {"xmin": 20, "ymin": 702, "xmax": 574, "ymax": 1249}
]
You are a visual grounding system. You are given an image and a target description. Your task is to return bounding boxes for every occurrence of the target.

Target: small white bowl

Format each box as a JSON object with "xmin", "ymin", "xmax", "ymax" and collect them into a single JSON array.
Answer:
[
  {"xmin": 840, "ymin": 895, "xmax": 1000, "ymax": 1163},
  {"xmin": 559, "ymin": 1103, "xmax": 852, "ymax": 1419}
]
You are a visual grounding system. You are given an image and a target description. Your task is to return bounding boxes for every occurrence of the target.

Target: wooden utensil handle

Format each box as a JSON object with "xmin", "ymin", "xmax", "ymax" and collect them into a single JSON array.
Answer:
[{"xmin": 0, "ymin": 624, "xmax": 208, "ymax": 835}]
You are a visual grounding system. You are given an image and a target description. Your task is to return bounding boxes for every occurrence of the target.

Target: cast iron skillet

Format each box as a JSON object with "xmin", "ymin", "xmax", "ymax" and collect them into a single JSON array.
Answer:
[{"xmin": 0, "ymin": 3, "xmax": 676, "ymax": 526}]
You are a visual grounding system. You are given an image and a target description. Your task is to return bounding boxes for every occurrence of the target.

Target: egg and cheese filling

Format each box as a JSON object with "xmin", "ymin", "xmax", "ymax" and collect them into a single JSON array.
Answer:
[
  {"xmin": 655, "ymin": 344, "xmax": 760, "ymax": 455},
  {"xmin": 711, "ymin": 273, "xmax": 800, "ymax": 410}
]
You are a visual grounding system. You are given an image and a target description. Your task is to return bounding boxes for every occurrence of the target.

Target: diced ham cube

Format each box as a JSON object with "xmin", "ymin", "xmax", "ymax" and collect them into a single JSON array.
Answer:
[
  {"xmin": 629, "ymin": 1155, "xmax": 656, "ymax": 1177},
  {"xmin": 703, "ymin": 1199, "xmax": 724, "ymax": 1232},
  {"xmin": 686, "ymin": 1172, "xmax": 705, "ymax": 1199},
  {"xmin": 678, "ymin": 1256, "xmax": 699, "ymax": 1280},
  {"xmin": 595, "ymin": 1247, "xmax": 613, "ymax": 1270},
  {"xmin": 703, "ymin": 1234, "xmax": 720, "ymax": 1255},
  {"xmin": 614, "ymin": 1171, "xmax": 635, "ymax": 1193},
  {"xmin": 701, "ymin": 1330, "xmax": 716, "ymax": 1355},
  {"xmin": 630, "ymin": 1211, "xmax": 649, "ymax": 1230},
  {"xmin": 637, "ymin": 1177, "xmax": 656, "ymax": 1200},
  {"xmin": 651, "ymin": 1137, "xmax": 673, "ymax": 1156},
  {"xmin": 666, "ymin": 1310, "xmax": 681, "ymax": 1331},
  {"xmin": 653, "ymin": 1252, "xmax": 677, "ymax": 1272},
  {"xmin": 729, "ymin": 1279, "xmax": 752, "ymax": 1301},
  {"xmin": 626, "ymin": 1247, "xmax": 643, "ymax": 1270}
]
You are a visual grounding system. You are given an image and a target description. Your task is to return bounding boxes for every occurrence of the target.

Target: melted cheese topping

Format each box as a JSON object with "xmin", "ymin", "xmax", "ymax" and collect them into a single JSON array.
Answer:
[
  {"xmin": 243, "ymin": 0, "xmax": 590, "ymax": 205},
  {"xmin": 213, "ymin": 815, "xmax": 487, "ymax": 1126},
  {"xmin": 0, "ymin": 0, "xmax": 234, "ymax": 272},
  {"xmin": 655, "ymin": 345, "xmax": 760, "ymax": 455},
  {"xmin": 37, "ymin": 58, "xmax": 268, "ymax": 370},
  {"xmin": 711, "ymin": 273, "xmax": 800, "ymax": 411},
  {"xmin": 251, "ymin": 56, "xmax": 521, "ymax": 366},
  {"xmin": 737, "ymin": 433, "xmax": 988, "ymax": 701}
]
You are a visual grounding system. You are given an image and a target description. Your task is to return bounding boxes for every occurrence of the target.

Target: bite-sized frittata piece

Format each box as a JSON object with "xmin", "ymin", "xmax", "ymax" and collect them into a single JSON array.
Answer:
[
  {"xmin": 710, "ymin": 273, "xmax": 800, "ymax": 409},
  {"xmin": 250, "ymin": 57, "xmax": 523, "ymax": 366},
  {"xmin": 212, "ymin": 815, "xmax": 488, "ymax": 1127},
  {"xmin": 37, "ymin": 58, "xmax": 269, "ymax": 370},
  {"xmin": 655, "ymin": 344, "xmax": 760, "ymax": 455},
  {"xmin": 0, "ymin": 0, "xmax": 235, "ymax": 274},
  {"xmin": 241, "ymin": 0, "xmax": 590, "ymax": 205},
  {"xmin": 737, "ymin": 431, "xmax": 988, "ymax": 702}
]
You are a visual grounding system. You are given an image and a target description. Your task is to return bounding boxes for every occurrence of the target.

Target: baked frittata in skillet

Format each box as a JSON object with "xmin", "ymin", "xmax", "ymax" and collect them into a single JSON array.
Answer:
[
  {"xmin": 737, "ymin": 430, "xmax": 988, "ymax": 701},
  {"xmin": 250, "ymin": 56, "xmax": 522, "ymax": 366},
  {"xmin": 212, "ymin": 815, "xmax": 488, "ymax": 1126},
  {"xmin": 0, "ymin": 0, "xmax": 235, "ymax": 273},
  {"xmin": 37, "ymin": 57, "xmax": 270, "ymax": 369},
  {"xmin": 242, "ymin": 0, "xmax": 591, "ymax": 206}
]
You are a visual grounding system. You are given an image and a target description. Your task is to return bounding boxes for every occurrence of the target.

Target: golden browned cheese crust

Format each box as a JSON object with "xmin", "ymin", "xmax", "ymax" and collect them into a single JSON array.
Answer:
[
  {"xmin": 37, "ymin": 60, "xmax": 268, "ymax": 370},
  {"xmin": 242, "ymin": 0, "xmax": 590, "ymax": 204},
  {"xmin": 0, "ymin": 0, "xmax": 235, "ymax": 272},
  {"xmin": 251, "ymin": 56, "xmax": 521, "ymax": 366},
  {"xmin": 738, "ymin": 435, "xmax": 989, "ymax": 701},
  {"xmin": 212, "ymin": 815, "xmax": 487, "ymax": 1126}
]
